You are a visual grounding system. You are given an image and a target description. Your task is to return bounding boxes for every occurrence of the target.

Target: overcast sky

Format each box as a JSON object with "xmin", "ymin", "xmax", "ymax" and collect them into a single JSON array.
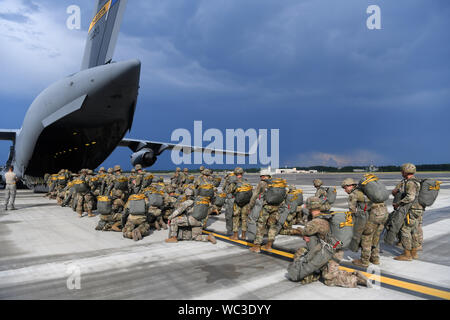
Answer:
[{"xmin": 0, "ymin": 0, "xmax": 449, "ymax": 171}]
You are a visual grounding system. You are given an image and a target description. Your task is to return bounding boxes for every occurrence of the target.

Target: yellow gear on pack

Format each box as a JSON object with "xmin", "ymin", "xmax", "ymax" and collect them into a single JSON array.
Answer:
[
  {"xmin": 97, "ymin": 196, "xmax": 110, "ymax": 202},
  {"xmin": 128, "ymin": 194, "xmax": 147, "ymax": 201},
  {"xmin": 218, "ymin": 193, "xmax": 227, "ymax": 198}
]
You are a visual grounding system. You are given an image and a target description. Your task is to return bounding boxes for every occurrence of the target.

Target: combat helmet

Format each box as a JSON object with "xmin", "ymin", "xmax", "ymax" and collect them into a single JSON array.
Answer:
[
  {"xmin": 341, "ymin": 178, "xmax": 357, "ymax": 188},
  {"xmin": 114, "ymin": 165, "xmax": 121, "ymax": 172},
  {"xmin": 131, "ymin": 168, "xmax": 136, "ymax": 174},
  {"xmin": 234, "ymin": 167, "xmax": 244, "ymax": 175},
  {"xmin": 306, "ymin": 196, "xmax": 322, "ymax": 211},
  {"xmin": 401, "ymin": 163, "xmax": 416, "ymax": 174},
  {"xmin": 313, "ymin": 179, "xmax": 323, "ymax": 187},
  {"xmin": 176, "ymin": 167, "xmax": 181, "ymax": 172},
  {"xmin": 199, "ymin": 165, "xmax": 205, "ymax": 172},
  {"xmin": 107, "ymin": 168, "xmax": 113, "ymax": 174},
  {"xmin": 99, "ymin": 167, "xmax": 106, "ymax": 172},
  {"xmin": 135, "ymin": 164, "xmax": 142, "ymax": 171},
  {"xmin": 203, "ymin": 168, "xmax": 212, "ymax": 176},
  {"xmin": 183, "ymin": 168, "xmax": 188, "ymax": 172}
]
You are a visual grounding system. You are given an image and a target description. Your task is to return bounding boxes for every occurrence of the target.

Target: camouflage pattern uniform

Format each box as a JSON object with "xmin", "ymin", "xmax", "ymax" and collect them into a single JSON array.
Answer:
[
  {"xmin": 342, "ymin": 178, "xmax": 387, "ymax": 266},
  {"xmin": 165, "ymin": 189, "xmax": 216, "ymax": 244},
  {"xmin": 393, "ymin": 163, "xmax": 424, "ymax": 260},
  {"xmin": 226, "ymin": 168, "xmax": 251, "ymax": 239},
  {"xmin": 130, "ymin": 164, "xmax": 145, "ymax": 194},
  {"xmin": 92, "ymin": 167, "xmax": 107, "ymax": 197},
  {"xmin": 75, "ymin": 169, "xmax": 95, "ymax": 217},
  {"xmin": 56, "ymin": 170, "xmax": 69, "ymax": 205},
  {"xmin": 122, "ymin": 197, "xmax": 151, "ymax": 241},
  {"xmin": 314, "ymin": 179, "xmax": 331, "ymax": 212},
  {"xmin": 105, "ymin": 165, "xmax": 129, "ymax": 214},
  {"xmin": 128, "ymin": 168, "xmax": 137, "ymax": 193},
  {"xmin": 170, "ymin": 167, "xmax": 182, "ymax": 188}
]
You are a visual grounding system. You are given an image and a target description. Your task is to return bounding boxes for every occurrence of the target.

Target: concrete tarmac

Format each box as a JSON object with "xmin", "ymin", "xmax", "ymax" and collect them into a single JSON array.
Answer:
[{"xmin": 0, "ymin": 172, "xmax": 449, "ymax": 300}]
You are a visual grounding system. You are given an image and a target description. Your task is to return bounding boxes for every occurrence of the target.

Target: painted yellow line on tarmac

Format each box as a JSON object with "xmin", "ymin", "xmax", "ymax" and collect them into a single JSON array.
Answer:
[{"xmin": 204, "ymin": 230, "xmax": 450, "ymax": 300}]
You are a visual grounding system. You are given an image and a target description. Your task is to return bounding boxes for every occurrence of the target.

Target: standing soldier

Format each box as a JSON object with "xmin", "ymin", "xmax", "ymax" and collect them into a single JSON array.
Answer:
[
  {"xmin": 313, "ymin": 179, "xmax": 331, "ymax": 212},
  {"xmin": 341, "ymin": 178, "xmax": 387, "ymax": 267},
  {"xmin": 106, "ymin": 165, "xmax": 129, "ymax": 214},
  {"xmin": 92, "ymin": 167, "xmax": 107, "ymax": 197},
  {"xmin": 100, "ymin": 168, "xmax": 114, "ymax": 196},
  {"xmin": 249, "ymin": 177, "xmax": 286, "ymax": 252},
  {"xmin": 171, "ymin": 167, "xmax": 182, "ymax": 188},
  {"xmin": 75, "ymin": 169, "xmax": 95, "ymax": 218},
  {"xmin": 226, "ymin": 167, "xmax": 253, "ymax": 241},
  {"xmin": 392, "ymin": 163, "xmax": 424, "ymax": 261},
  {"xmin": 130, "ymin": 164, "xmax": 145, "ymax": 194},
  {"xmin": 128, "ymin": 168, "xmax": 136, "ymax": 193}
]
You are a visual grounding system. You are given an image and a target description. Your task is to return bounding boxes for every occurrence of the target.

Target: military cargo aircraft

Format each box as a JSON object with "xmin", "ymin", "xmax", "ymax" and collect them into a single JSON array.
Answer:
[{"xmin": 0, "ymin": 0, "xmax": 246, "ymax": 190}]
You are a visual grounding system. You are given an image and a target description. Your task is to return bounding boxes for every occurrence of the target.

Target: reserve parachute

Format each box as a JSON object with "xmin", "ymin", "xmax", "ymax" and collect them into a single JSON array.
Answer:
[
  {"xmin": 191, "ymin": 196, "xmax": 210, "ymax": 221},
  {"xmin": 264, "ymin": 178, "xmax": 287, "ymax": 205},
  {"xmin": 320, "ymin": 211, "xmax": 354, "ymax": 249},
  {"xmin": 325, "ymin": 187, "xmax": 337, "ymax": 204},
  {"xmin": 126, "ymin": 194, "xmax": 147, "ymax": 215},
  {"xmin": 234, "ymin": 183, "xmax": 253, "ymax": 207},
  {"xmin": 97, "ymin": 196, "xmax": 112, "ymax": 214}
]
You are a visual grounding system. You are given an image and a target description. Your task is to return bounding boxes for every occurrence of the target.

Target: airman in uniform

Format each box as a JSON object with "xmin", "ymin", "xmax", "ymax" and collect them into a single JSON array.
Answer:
[{"xmin": 392, "ymin": 163, "xmax": 424, "ymax": 261}]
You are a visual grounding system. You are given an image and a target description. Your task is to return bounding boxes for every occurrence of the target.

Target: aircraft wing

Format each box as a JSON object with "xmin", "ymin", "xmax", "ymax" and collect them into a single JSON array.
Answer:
[
  {"xmin": 0, "ymin": 129, "xmax": 19, "ymax": 141},
  {"xmin": 118, "ymin": 138, "xmax": 250, "ymax": 157}
]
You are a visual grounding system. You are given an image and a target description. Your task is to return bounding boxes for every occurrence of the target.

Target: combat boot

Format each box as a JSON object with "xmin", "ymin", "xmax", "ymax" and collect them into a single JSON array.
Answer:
[
  {"xmin": 249, "ymin": 245, "xmax": 261, "ymax": 253},
  {"xmin": 262, "ymin": 240, "xmax": 274, "ymax": 251},
  {"xmin": 292, "ymin": 228, "xmax": 302, "ymax": 236},
  {"xmin": 352, "ymin": 259, "xmax": 369, "ymax": 268},
  {"xmin": 240, "ymin": 231, "xmax": 246, "ymax": 240},
  {"xmin": 165, "ymin": 236, "xmax": 178, "ymax": 243},
  {"xmin": 88, "ymin": 210, "xmax": 95, "ymax": 217},
  {"xmin": 394, "ymin": 250, "xmax": 412, "ymax": 261},
  {"xmin": 159, "ymin": 218, "xmax": 168, "ymax": 230},
  {"xmin": 369, "ymin": 256, "xmax": 380, "ymax": 265},
  {"xmin": 154, "ymin": 220, "xmax": 161, "ymax": 231},
  {"xmin": 207, "ymin": 234, "xmax": 217, "ymax": 244},
  {"xmin": 111, "ymin": 222, "xmax": 121, "ymax": 232},
  {"xmin": 132, "ymin": 229, "xmax": 142, "ymax": 241},
  {"xmin": 417, "ymin": 245, "xmax": 423, "ymax": 251},
  {"xmin": 230, "ymin": 232, "xmax": 239, "ymax": 240},
  {"xmin": 355, "ymin": 271, "xmax": 372, "ymax": 288},
  {"xmin": 411, "ymin": 248, "xmax": 419, "ymax": 259},
  {"xmin": 77, "ymin": 211, "xmax": 83, "ymax": 218}
]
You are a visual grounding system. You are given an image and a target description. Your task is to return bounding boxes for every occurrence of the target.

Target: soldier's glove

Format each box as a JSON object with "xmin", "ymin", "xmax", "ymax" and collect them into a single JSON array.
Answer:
[{"xmin": 348, "ymin": 237, "xmax": 360, "ymax": 252}]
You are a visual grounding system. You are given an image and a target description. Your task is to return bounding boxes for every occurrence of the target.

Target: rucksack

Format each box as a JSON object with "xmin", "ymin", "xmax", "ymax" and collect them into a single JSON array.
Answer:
[{"xmin": 358, "ymin": 174, "xmax": 389, "ymax": 203}]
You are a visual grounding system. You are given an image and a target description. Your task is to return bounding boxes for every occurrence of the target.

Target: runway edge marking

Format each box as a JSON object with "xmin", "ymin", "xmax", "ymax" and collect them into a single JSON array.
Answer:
[{"xmin": 203, "ymin": 229, "xmax": 450, "ymax": 300}]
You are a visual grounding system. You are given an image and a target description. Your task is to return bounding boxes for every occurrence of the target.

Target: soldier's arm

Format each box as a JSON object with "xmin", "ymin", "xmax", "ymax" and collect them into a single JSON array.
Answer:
[
  {"xmin": 303, "ymin": 220, "xmax": 321, "ymax": 236},
  {"xmin": 347, "ymin": 192, "xmax": 358, "ymax": 214},
  {"xmin": 399, "ymin": 180, "xmax": 418, "ymax": 205},
  {"xmin": 169, "ymin": 199, "xmax": 194, "ymax": 220}
]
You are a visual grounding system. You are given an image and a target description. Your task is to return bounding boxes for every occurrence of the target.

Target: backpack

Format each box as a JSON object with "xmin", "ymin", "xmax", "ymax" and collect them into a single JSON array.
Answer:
[
  {"xmin": 319, "ymin": 211, "xmax": 354, "ymax": 249},
  {"xmin": 191, "ymin": 196, "xmax": 210, "ymax": 221},
  {"xmin": 126, "ymin": 194, "xmax": 147, "ymax": 215},
  {"xmin": 234, "ymin": 182, "xmax": 253, "ymax": 207},
  {"xmin": 417, "ymin": 179, "xmax": 441, "ymax": 207},
  {"xmin": 358, "ymin": 174, "xmax": 389, "ymax": 203},
  {"xmin": 325, "ymin": 187, "xmax": 337, "ymax": 204},
  {"xmin": 264, "ymin": 178, "xmax": 287, "ymax": 205},
  {"xmin": 97, "ymin": 196, "xmax": 112, "ymax": 214}
]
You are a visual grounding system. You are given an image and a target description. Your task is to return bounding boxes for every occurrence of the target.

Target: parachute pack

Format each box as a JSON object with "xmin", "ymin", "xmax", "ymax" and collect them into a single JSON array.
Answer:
[
  {"xmin": 144, "ymin": 189, "xmax": 164, "ymax": 208},
  {"xmin": 264, "ymin": 178, "xmax": 287, "ymax": 205},
  {"xmin": 126, "ymin": 194, "xmax": 147, "ymax": 215},
  {"xmin": 417, "ymin": 179, "xmax": 441, "ymax": 207},
  {"xmin": 198, "ymin": 183, "xmax": 215, "ymax": 198},
  {"xmin": 97, "ymin": 196, "xmax": 112, "ymax": 214},
  {"xmin": 73, "ymin": 179, "xmax": 89, "ymax": 193},
  {"xmin": 191, "ymin": 196, "xmax": 211, "ymax": 221},
  {"xmin": 234, "ymin": 182, "xmax": 253, "ymax": 207},
  {"xmin": 214, "ymin": 193, "xmax": 227, "ymax": 207},
  {"xmin": 325, "ymin": 187, "xmax": 337, "ymax": 204},
  {"xmin": 358, "ymin": 174, "xmax": 389, "ymax": 203},
  {"xmin": 319, "ymin": 211, "xmax": 354, "ymax": 249}
]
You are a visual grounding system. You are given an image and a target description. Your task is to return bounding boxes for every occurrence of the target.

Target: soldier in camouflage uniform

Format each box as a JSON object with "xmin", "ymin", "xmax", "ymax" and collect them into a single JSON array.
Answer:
[
  {"xmin": 342, "ymin": 178, "xmax": 388, "ymax": 267},
  {"xmin": 295, "ymin": 197, "xmax": 369, "ymax": 287},
  {"xmin": 100, "ymin": 168, "xmax": 114, "ymax": 196},
  {"xmin": 313, "ymin": 179, "xmax": 331, "ymax": 212},
  {"xmin": 122, "ymin": 196, "xmax": 151, "ymax": 241},
  {"xmin": 56, "ymin": 169, "xmax": 69, "ymax": 205},
  {"xmin": 92, "ymin": 167, "xmax": 107, "ymax": 197},
  {"xmin": 128, "ymin": 168, "xmax": 136, "ymax": 192},
  {"xmin": 105, "ymin": 165, "xmax": 129, "ymax": 215},
  {"xmin": 130, "ymin": 164, "xmax": 145, "ymax": 194},
  {"xmin": 165, "ymin": 188, "xmax": 217, "ymax": 244},
  {"xmin": 226, "ymin": 167, "xmax": 252, "ymax": 240},
  {"xmin": 75, "ymin": 169, "xmax": 96, "ymax": 218},
  {"xmin": 279, "ymin": 186, "xmax": 303, "ymax": 236},
  {"xmin": 170, "ymin": 167, "xmax": 182, "ymax": 188},
  {"xmin": 392, "ymin": 163, "xmax": 424, "ymax": 261}
]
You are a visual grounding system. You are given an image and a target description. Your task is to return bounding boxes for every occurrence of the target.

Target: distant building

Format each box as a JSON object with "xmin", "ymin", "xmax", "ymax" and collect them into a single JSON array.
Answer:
[
  {"xmin": 260, "ymin": 167, "xmax": 318, "ymax": 174},
  {"xmin": 353, "ymin": 169, "xmax": 365, "ymax": 172}
]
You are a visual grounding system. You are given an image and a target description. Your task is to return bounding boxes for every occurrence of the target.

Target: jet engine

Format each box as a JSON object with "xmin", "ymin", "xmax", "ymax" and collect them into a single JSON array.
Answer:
[{"xmin": 130, "ymin": 148, "xmax": 157, "ymax": 168}]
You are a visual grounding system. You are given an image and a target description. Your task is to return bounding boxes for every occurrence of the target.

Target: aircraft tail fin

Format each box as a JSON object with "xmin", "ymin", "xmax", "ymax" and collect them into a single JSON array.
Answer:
[{"xmin": 80, "ymin": 0, "xmax": 128, "ymax": 70}]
